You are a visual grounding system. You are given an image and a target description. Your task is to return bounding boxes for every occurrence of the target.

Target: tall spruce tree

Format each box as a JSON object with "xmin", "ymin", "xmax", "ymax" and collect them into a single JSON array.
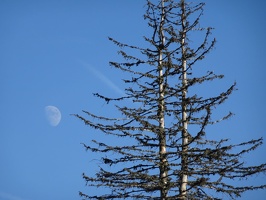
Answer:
[{"xmin": 75, "ymin": 0, "xmax": 266, "ymax": 199}]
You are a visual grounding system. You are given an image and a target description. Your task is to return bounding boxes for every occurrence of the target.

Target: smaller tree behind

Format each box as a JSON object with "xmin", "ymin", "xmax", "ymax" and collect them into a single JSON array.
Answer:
[{"xmin": 75, "ymin": 0, "xmax": 266, "ymax": 199}]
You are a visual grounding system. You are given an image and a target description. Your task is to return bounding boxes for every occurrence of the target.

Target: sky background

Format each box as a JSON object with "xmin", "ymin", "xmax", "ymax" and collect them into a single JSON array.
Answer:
[{"xmin": 0, "ymin": 0, "xmax": 266, "ymax": 200}]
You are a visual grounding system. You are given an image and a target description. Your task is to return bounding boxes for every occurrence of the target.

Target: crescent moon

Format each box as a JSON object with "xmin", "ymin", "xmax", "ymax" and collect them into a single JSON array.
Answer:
[{"xmin": 45, "ymin": 106, "xmax": 61, "ymax": 126}]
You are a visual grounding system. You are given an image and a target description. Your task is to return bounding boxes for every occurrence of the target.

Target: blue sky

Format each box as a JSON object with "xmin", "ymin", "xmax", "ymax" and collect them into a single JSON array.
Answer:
[{"xmin": 0, "ymin": 1, "xmax": 265, "ymax": 199}]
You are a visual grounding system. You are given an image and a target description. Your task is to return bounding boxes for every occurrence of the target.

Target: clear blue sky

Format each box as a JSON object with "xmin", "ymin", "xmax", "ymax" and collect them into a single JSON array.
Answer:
[{"xmin": 0, "ymin": 1, "xmax": 265, "ymax": 200}]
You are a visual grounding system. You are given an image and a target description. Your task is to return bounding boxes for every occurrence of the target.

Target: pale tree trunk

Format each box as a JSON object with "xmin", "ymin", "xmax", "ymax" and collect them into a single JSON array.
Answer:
[
  {"xmin": 158, "ymin": 0, "xmax": 167, "ymax": 199},
  {"xmin": 180, "ymin": 0, "xmax": 188, "ymax": 199}
]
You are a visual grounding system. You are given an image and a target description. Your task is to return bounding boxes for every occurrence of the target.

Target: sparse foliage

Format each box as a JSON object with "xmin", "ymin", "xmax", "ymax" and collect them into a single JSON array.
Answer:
[{"xmin": 75, "ymin": 0, "xmax": 266, "ymax": 199}]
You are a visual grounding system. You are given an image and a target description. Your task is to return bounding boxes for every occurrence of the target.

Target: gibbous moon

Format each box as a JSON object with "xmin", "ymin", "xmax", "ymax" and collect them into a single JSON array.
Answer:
[{"xmin": 45, "ymin": 106, "xmax": 61, "ymax": 126}]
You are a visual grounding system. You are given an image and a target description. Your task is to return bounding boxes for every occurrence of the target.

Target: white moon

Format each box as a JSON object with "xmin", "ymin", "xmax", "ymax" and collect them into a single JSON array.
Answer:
[{"xmin": 45, "ymin": 106, "xmax": 61, "ymax": 126}]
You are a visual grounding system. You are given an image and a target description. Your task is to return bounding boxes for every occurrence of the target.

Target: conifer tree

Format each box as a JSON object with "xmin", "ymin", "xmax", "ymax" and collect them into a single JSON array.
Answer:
[{"xmin": 75, "ymin": 0, "xmax": 266, "ymax": 199}]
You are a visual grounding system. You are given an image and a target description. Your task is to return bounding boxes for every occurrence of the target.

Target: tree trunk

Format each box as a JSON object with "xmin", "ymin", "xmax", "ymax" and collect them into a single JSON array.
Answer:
[
  {"xmin": 180, "ymin": 0, "xmax": 188, "ymax": 199},
  {"xmin": 158, "ymin": 0, "xmax": 167, "ymax": 199}
]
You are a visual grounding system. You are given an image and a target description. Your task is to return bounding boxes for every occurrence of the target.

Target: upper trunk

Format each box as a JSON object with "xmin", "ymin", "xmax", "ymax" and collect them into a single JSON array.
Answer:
[
  {"xmin": 180, "ymin": 0, "xmax": 188, "ymax": 199},
  {"xmin": 158, "ymin": 0, "xmax": 168, "ymax": 199}
]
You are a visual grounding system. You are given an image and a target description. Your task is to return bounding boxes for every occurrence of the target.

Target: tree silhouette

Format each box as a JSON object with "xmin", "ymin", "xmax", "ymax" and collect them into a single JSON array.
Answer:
[{"xmin": 75, "ymin": 0, "xmax": 266, "ymax": 199}]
